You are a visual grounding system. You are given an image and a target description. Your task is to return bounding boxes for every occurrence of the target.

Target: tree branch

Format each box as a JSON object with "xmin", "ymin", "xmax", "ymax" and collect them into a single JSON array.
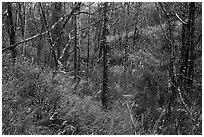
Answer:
[
  {"xmin": 2, "ymin": 2, "xmax": 82, "ymax": 53},
  {"xmin": 73, "ymin": 11, "xmax": 94, "ymax": 15},
  {"xmin": 175, "ymin": 12, "xmax": 187, "ymax": 24}
]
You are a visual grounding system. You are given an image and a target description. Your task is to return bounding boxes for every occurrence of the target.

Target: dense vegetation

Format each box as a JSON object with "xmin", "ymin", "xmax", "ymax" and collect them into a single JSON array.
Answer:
[{"xmin": 2, "ymin": 2, "xmax": 202, "ymax": 135}]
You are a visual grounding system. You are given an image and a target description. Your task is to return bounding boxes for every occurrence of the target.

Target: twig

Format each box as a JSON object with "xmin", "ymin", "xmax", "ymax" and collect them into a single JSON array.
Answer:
[
  {"xmin": 110, "ymin": 17, "xmax": 121, "ymax": 29},
  {"xmin": 177, "ymin": 87, "xmax": 191, "ymax": 115},
  {"xmin": 126, "ymin": 101, "xmax": 137, "ymax": 134}
]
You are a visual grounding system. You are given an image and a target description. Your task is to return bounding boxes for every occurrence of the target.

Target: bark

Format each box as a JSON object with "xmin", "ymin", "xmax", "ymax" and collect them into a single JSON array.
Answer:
[
  {"xmin": 39, "ymin": 3, "xmax": 59, "ymax": 69},
  {"xmin": 73, "ymin": 2, "xmax": 81, "ymax": 82},
  {"xmin": 124, "ymin": 3, "xmax": 129, "ymax": 77},
  {"xmin": 52, "ymin": 2, "xmax": 63, "ymax": 60},
  {"xmin": 6, "ymin": 2, "xmax": 17, "ymax": 64},
  {"xmin": 179, "ymin": 2, "xmax": 196, "ymax": 103},
  {"xmin": 101, "ymin": 2, "xmax": 109, "ymax": 110},
  {"xmin": 86, "ymin": 3, "xmax": 91, "ymax": 78},
  {"xmin": 186, "ymin": 2, "xmax": 195, "ymax": 91}
]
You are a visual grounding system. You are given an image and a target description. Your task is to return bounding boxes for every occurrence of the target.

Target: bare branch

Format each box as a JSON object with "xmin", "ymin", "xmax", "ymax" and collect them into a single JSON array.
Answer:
[
  {"xmin": 158, "ymin": 2, "xmax": 168, "ymax": 16},
  {"xmin": 110, "ymin": 16, "xmax": 121, "ymax": 29},
  {"xmin": 175, "ymin": 13, "xmax": 187, "ymax": 24},
  {"xmin": 73, "ymin": 11, "xmax": 94, "ymax": 15},
  {"xmin": 2, "ymin": 2, "xmax": 82, "ymax": 53},
  {"xmin": 2, "ymin": 9, "xmax": 8, "ymax": 19},
  {"xmin": 177, "ymin": 87, "xmax": 191, "ymax": 115},
  {"xmin": 59, "ymin": 30, "xmax": 75, "ymax": 60}
]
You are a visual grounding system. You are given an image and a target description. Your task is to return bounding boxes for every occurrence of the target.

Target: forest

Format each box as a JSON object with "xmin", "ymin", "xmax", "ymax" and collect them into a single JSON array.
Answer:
[{"xmin": 2, "ymin": 2, "xmax": 202, "ymax": 135}]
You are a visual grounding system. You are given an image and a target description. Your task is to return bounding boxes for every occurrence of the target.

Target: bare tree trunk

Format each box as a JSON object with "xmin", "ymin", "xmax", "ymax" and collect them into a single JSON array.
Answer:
[
  {"xmin": 179, "ymin": 2, "xmax": 196, "ymax": 104},
  {"xmin": 22, "ymin": 2, "xmax": 27, "ymax": 57},
  {"xmin": 124, "ymin": 2, "xmax": 130, "ymax": 82},
  {"xmin": 6, "ymin": 2, "xmax": 17, "ymax": 64},
  {"xmin": 86, "ymin": 2, "xmax": 91, "ymax": 80},
  {"xmin": 101, "ymin": 2, "xmax": 109, "ymax": 110},
  {"xmin": 77, "ymin": 4, "xmax": 81, "ymax": 77},
  {"xmin": 73, "ymin": 2, "xmax": 80, "ymax": 82},
  {"xmin": 186, "ymin": 2, "xmax": 195, "ymax": 94},
  {"xmin": 39, "ymin": 2, "xmax": 59, "ymax": 69},
  {"xmin": 52, "ymin": 2, "xmax": 63, "ymax": 60},
  {"xmin": 18, "ymin": 2, "xmax": 25, "ymax": 56},
  {"xmin": 37, "ymin": 4, "xmax": 45, "ymax": 63}
]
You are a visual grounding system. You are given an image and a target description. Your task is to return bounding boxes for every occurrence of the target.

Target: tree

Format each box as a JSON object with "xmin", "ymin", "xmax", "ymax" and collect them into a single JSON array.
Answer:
[
  {"xmin": 179, "ymin": 2, "xmax": 196, "ymax": 105},
  {"xmin": 17, "ymin": 2, "xmax": 26, "ymax": 56},
  {"xmin": 101, "ymin": 2, "xmax": 109, "ymax": 109},
  {"xmin": 124, "ymin": 2, "xmax": 130, "ymax": 80},
  {"xmin": 6, "ymin": 2, "xmax": 17, "ymax": 64},
  {"xmin": 86, "ymin": 2, "xmax": 91, "ymax": 79},
  {"xmin": 73, "ymin": 2, "xmax": 81, "ymax": 82},
  {"xmin": 51, "ymin": 2, "xmax": 63, "ymax": 60},
  {"xmin": 39, "ymin": 2, "xmax": 59, "ymax": 69}
]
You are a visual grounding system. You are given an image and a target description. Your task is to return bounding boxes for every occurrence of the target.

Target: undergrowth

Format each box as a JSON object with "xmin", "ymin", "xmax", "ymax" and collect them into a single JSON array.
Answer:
[{"xmin": 2, "ymin": 57, "xmax": 202, "ymax": 135}]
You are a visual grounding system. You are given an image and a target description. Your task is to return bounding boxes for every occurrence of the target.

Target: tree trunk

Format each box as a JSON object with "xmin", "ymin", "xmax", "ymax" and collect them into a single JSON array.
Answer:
[
  {"xmin": 179, "ymin": 2, "xmax": 196, "ymax": 104},
  {"xmin": 101, "ymin": 2, "xmax": 109, "ymax": 110},
  {"xmin": 6, "ymin": 2, "xmax": 17, "ymax": 64},
  {"xmin": 73, "ymin": 2, "xmax": 81, "ymax": 82},
  {"xmin": 52, "ymin": 2, "xmax": 63, "ymax": 60},
  {"xmin": 124, "ymin": 2, "xmax": 130, "ymax": 81},
  {"xmin": 186, "ymin": 2, "xmax": 195, "ymax": 93},
  {"xmin": 40, "ymin": 2, "xmax": 59, "ymax": 69},
  {"xmin": 22, "ymin": 2, "xmax": 27, "ymax": 57},
  {"xmin": 86, "ymin": 2, "xmax": 91, "ymax": 80}
]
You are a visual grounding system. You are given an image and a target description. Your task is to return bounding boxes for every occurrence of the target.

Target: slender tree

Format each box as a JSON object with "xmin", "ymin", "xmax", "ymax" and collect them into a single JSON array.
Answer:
[
  {"xmin": 39, "ymin": 2, "xmax": 59, "ymax": 69},
  {"xmin": 101, "ymin": 2, "xmax": 109, "ymax": 109},
  {"xmin": 51, "ymin": 2, "xmax": 63, "ymax": 60},
  {"xmin": 86, "ymin": 2, "xmax": 91, "ymax": 80},
  {"xmin": 124, "ymin": 2, "xmax": 130, "ymax": 79},
  {"xmin": 73, "ymin": 2, "xmax": 81, "ymax": 82},
  {"xmin": 6, "ymin": 2, "xmax": 17, "ymax": 64}
]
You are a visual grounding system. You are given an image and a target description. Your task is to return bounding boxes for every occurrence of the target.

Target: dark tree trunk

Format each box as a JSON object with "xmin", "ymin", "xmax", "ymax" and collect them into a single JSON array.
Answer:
[
  {"xmin": 37, "ymin": 13, "xmax": 45, "ymax": 63},
  {"xmin": 101, "ymin": 2, "xmax": 109, "ymax": 110},
  {"xmin": 40, "ymin": 2, "xmax": 59, "ymax": 69},
  {"xmin": 7, "ymin": 2, "xmax": 17, "ymax": 64},
  {"xmin": 124, "ymin": 3, "xmax": 130, "ymax": 78},
  {"xmin": 179, "ymin": 2, "xmax": 196, "ymax": 104},
  {"xmin": 52, "ymin": 2, "xmax": 63, "ymax": 60},
  {"xmin": 186, "ymin": 2, "xmax": 196, "ymax": 92},
  {"xmin": 18, "ymin": 2, "xmax": 25, "ymax": 56},
  {"xmin": 73, "ymin": 2, "xmax": 81, "ymax": 82},
  {"xmin": 86, "ymin": 3, "xmax": 91, "ymax": 79}
]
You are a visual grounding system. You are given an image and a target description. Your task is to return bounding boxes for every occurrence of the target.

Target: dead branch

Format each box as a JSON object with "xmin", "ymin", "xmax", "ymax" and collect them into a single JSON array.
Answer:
[{"xmin": 175, "ymin": 12, "xmax": 187, "ymax": 24}]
